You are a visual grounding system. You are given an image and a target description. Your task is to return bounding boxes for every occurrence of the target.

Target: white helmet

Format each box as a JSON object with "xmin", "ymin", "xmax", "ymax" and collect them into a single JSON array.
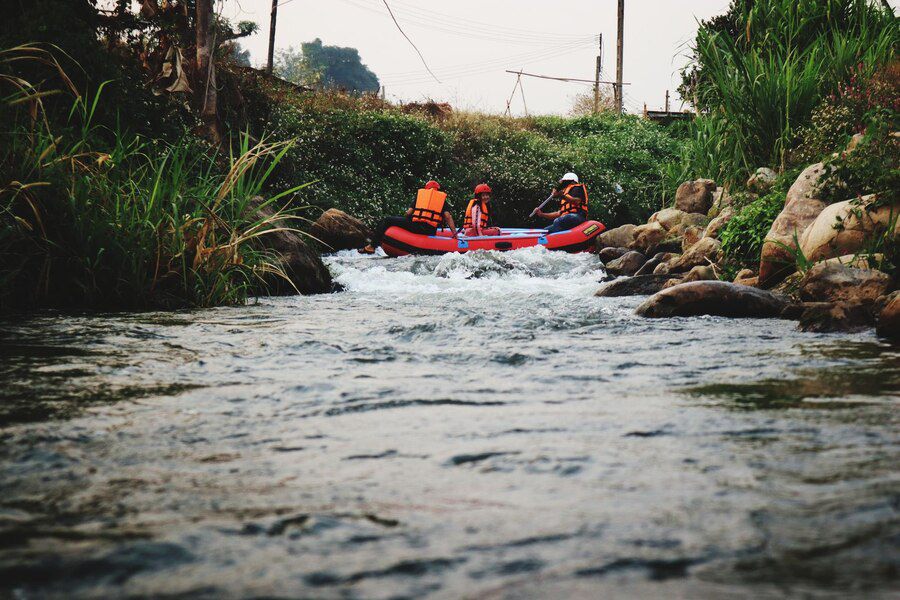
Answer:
[{"xmin": 560, "ymin": 172, "xmax": 579, "ymax": 183}]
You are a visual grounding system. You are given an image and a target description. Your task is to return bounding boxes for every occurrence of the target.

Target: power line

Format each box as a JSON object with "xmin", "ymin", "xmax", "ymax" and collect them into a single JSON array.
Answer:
[
  {"xmin": 503, "ymin": 70, "xmax": 629, "ymax": 86},
  {"xmin": 379, "ymin": 0, "xmax": 441, "ymax": 84}
]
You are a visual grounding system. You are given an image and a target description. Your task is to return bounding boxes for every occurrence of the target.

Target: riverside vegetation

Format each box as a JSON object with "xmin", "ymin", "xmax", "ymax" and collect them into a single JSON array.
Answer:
[{"xmin": 2, "ymin": 0, "xmax": 898, "ymax": 340}]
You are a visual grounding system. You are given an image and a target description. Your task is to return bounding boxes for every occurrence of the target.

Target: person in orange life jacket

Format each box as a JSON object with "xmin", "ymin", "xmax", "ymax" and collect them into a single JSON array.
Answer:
[
  {"xmin": 463, "ymin": 183, "xmax": 501, "ymax": 237},
  {"xmin": 535, "ymin": 172, "xmax": 589, "ymax": 234},
  {"xmin": 359, "ymin": 180, "xmax": 458, "ymax": 254}
]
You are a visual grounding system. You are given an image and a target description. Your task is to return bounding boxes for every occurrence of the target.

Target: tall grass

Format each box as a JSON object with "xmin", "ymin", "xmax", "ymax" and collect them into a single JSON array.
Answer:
[
  {"xmin": 685, "ymin": 0, "xmax": 898, "ymax": 185},
  {"xmin": 1, "ymin": 46, "xmax": 307, "ymax": 311}
]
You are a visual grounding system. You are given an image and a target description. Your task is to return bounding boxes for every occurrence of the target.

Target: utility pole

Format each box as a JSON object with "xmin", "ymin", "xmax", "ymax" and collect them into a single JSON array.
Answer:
[
  {"xmin": 665, "ymin": 89, "xmax": 670, "ymax": 112},
  {"xmin": 267, "ymin": 0, "xmax": 278, "ymax": 75},
  {"xmin": 593, "ymin": 34, "xmax": 602, "ymax": 114},
  {"xmin": 615, "ymin": 0, "xmax": 624, "ymax": 114}
]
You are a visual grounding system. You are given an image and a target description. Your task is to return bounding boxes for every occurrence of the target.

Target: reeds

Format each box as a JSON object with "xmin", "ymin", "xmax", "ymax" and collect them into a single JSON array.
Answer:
[
  {"xmin": 685, "ymin": 0, "xmax": 898, "ymax": 185},
  {"xmin": 1, "ymin": 46, "xmax": 307, "ymax": 311}
]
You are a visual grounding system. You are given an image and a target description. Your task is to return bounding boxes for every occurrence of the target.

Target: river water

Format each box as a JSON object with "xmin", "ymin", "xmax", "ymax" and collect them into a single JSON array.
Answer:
[{"xmin": 1, "ymin": 248, "xmax": 898, "ymax": 599}]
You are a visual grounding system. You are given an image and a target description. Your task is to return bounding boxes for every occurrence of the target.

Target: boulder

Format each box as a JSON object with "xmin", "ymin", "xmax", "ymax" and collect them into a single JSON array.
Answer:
[
  {"xmin": 876, "ymin": 291, "xmax": 900, "ymax": 341},
  {"xmin": 596, "ymin": 224, "xmax": 637, "ymax": 249},
  {"xmin": 595, "ymin": 274, "xmax": 673, "ymax": 297},
  {"xmin": 629, "ymin": 222, "xmax": 668, "ymax": 255},
  {"xmin": 668, "ymin": 237, "xmax": 722, "ymax": 273},
  {"xmin": 605, "ymin": 251, "xmax": 648, "ymax": 277},
  {"xmin": 635, "ymin": 252, "xmax": 678, "ymax": 276},
  {"xmin": 798, "ymin": 302, "xmax": 875, "ymax": 333},
  {"xmin": 598, "ymin": 246, "xmax": 630, "ymax": 263},
  {"xmin": 683, "ymin": 264, "xmax": 717, "ymax": 283},
  {"xmin": 675, "ymin": 179, "xmax": 717, "ymax": 214},
  {"xmin": 799, "ymin": 196, "xmax": 900, "ymax": 263},
  {"xmin": 747, "ymin": 167, "xmax": 777, "ymax": 195},
  {"xmin": 653, "ymin": 260, "xmax": 672, "ymax": 276},
  {"xmin": 758, "ymin": 197, "xmax": 827, "ymax": 286},
  {"xmin": 798, "ymin": 262, "xmax": 892, "ymax": 306},
  {"xmin": 733, "ymin": 269, "xmax": 758, "ymax": 287},
  {"xmin": 708, "ymin": 187, "xmax": 734, "ymax": 218},
  {"xmin": 759, "ymin": 162, "xmax": 835, "ymax": 287},
  {"xmin": 681, "ymin": 226, "xmax": 703, "ymax": 252},
  {"xmin": 846, "ymin": 133, "xmax": 865, "ymax": 154},
  {"xmin": 253, "ymin": 199, "xmax": 333, "ymax": 295},
  {"xmin": 704, "ymin": 206, "xmax": 735, "ymax": 239},
  {"xmin": 671, "ymin": 213, "xmax": 708, "ymax": 237},
  {"xmin": 649, "ymin": 208, "xmax": 688, "ymax": 231},
  {"xmin": 635, "ymin": 281, "xmax": 789, "ymax": 319},
  {"xmin": 786, "ymin": 162, "xmax": 829, "ymax": 206},
  {"xmin": 820, "ymin": 253, "xmax": 885, "ymax": 270},
  {"xmin": 308, "ymin": 208, "xmax": 372, "ymax": 252}
]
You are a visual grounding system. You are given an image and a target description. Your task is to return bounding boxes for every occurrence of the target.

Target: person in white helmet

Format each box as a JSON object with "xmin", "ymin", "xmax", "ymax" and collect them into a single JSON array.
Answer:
[{"xmin": 535, "ymin": 172, "xmax": 589, "ymax": 233}]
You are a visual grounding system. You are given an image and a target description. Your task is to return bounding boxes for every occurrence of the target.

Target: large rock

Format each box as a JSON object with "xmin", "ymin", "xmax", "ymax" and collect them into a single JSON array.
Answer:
[
  {"xmin": 683, "ymin": 264, "xmax": 717, "ymax": 283},
  {"xmin": 596, "ymin": 224, "xmax": 637, "ymax": 249},
  {"xmin": 704, "ymin": 206, "xmax": 734, "ymax": 239},
  {"xmin": 876, "ymin": 291, "xmax": 900, "ymax": 341},
  {"xmin": 605, "ymin": 251, "xmax": 647, "ymax": 276},
  {"xmin": 598, "ymin": 246, "xmax": 629, "ymax": 262},
  {"xmin": 629, "ymin": 222, "xmax": 668, "ymax": 255},
  {"xmin": 786, "ymin": 162, "xmax": 829, "ymax": 206},
  {"xmin": 681, "ymin": 226, "xmax": 703, "ymax": 252},
  {"xmin": 670, "ymin": 213, "xmax": 708, "ymax": 237},
  {"xmin": 253, "ymin": 200, "xmax": 333, "ymax": 295},
  {"xmin": 747, "ymin": 167, "xmax": 777, "ymax": 195},
  {"xmin": 758, "ymin": 162, "xmax": 835, "ymax": 286},
  {"xmin": 635, "ymin": 281, "xmax": 788, "ymax": 319},
  {"xmin": 635, "ymin": 252, "xmax": 678, "ymax": 276},
  {"xmin": 798, "ymin": 262, "xmax": 892, "ymax": 306},
  {"xmin": 733, "ymin": 269, "xmax": 758, "ymax": 287},
  {"xmin": 668, "ymin": 237, "xmax": 722, "ymax": 273},
  {"xmin": 708, "ymin": 187, "xmax": 734, "ymax": 218},
  {"xmin": 798, "ymin": 302, "xmax": 875, "ymax": 333},
  {"xmin": 595, "ymin": 274, "xmax": 672, "ymax": 297},
  {"xmin": 799, "ymin": 196, "xmax": 900, "ymax": 263},
  {"xmin": 649, "ymin": 208, "xmax": 688, "ymax": 231},
  {"xmin": 309, "ymin": 208, "xmax": 372, "ymax": 252},
  {"xmin": 675, "ymin": 179, "xmax": 717, "ymax": 214}
]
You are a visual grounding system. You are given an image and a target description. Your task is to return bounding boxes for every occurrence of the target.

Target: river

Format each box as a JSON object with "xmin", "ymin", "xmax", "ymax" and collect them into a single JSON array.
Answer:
[{"xmin": 1, "ymin": 247, "xmax": 898, "ymax": 599}]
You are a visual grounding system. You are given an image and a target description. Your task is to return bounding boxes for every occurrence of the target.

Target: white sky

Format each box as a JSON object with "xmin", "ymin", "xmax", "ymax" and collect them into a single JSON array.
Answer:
[{"xmin": 222, "ymin": 0, "xmax": 736, "ymax": 115}]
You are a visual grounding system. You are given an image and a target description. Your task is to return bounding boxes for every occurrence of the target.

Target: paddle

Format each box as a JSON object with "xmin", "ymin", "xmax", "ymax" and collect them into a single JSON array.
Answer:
[{"xmin": 528, "ymin": 192, "xmax": 555, "ymax": 218}]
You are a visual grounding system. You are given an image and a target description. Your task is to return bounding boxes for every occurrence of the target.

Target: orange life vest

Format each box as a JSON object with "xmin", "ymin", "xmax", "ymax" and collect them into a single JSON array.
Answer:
[
  {"xmin": 463, "ymin": 198, "xmax": 491, "ymax": 229},
  {"xmin": 559, "ymin": 183, "xmax": 589, "ymax": 216},
  {"xmin": 410, "ymin": 188, "xmax": 447, "ymax": 227}
]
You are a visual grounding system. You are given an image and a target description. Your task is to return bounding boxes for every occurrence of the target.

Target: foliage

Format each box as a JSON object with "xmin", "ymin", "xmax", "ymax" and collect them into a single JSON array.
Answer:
[
  {"xmin": 719, "ymin": 191, "xmax": 786, "ymax": 274},
  {"xmin": 274, "ymin": 46, "xmax": 321, "ymax": 87},
  {"xmin": 301, "ymin": 38, "xmax": 380, "ymax": 94},
  {"xmin": 0, "ymin": 48, "xmax": 305, "ymax": 312},
  {"xmin": 679, "ymin": 0, "xmax": 898, "ymax": 185},
  {"xmin": 820, "ymin": 114, "xmax": 900, "ymax": 204},
  {"xmin": 250, "ymin": 87, "xmax": 681, "ymax": 228},
  {"xmin": 568, "ymin": 89, "xmax": 616, "ymax": 116}
]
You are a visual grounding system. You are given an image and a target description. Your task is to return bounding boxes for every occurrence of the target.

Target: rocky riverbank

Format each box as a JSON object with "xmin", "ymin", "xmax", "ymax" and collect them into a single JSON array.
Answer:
[{"xmin": 595, "ymin": 144, "xmax": 899, "ymax": 341}]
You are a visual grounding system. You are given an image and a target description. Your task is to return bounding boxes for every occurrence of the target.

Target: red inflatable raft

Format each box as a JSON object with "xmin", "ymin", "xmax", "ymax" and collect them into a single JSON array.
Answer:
[{"xmin": 381, "ymin": 220, "xmax": 606, "ymax": 257}]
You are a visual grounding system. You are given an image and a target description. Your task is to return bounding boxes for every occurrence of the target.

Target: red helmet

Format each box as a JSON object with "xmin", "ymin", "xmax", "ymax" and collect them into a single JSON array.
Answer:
[
  {"xmin": 474, "ymin": 183, "xmax": 492, "ymax": 195},
  {"xmin": 424, "ymin": 180, "xmax": 441, "ymax": 190}
]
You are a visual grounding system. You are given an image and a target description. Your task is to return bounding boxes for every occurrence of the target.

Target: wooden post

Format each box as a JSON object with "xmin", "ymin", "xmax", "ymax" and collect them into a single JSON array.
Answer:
[
  {"xmin": 196, "ymin": 0, "xmax": 221, "ymax": 144},
  {"xmin": 267, "ymin": 0, "xmax": 278, "ymax": 75},
  {"xmin": 593, "ymin": 34, "xmax": 602, "ymax": 114},
  {"xmin": 615, "ymin": 0, "xmax": 624, "ymax": 114}
]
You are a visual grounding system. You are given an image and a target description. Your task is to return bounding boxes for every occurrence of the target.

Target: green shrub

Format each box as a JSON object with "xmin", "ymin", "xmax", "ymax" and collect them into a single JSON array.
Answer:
[
  {"xmin": 680, "ymin": 0, "xmax": 898, "ymax": 185},
  {"xmin": 719, "ymin": 191, "xmax": 786, "ymax": 276},
  {"xmin": 820, "ymin": 114, "xmax": 900, "ymax": 204}
]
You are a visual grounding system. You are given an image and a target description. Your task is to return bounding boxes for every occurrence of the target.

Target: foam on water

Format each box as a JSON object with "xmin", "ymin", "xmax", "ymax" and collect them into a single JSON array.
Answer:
[{"xmin": 326, "ymin": 246, "xmax": 606, "ymax": 299}]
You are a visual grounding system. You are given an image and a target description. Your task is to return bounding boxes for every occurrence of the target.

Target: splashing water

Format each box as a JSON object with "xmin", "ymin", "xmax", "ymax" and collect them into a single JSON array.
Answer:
[{"xmin": 0, "ymin": 248, "xmax": 898, "ymax": 599}]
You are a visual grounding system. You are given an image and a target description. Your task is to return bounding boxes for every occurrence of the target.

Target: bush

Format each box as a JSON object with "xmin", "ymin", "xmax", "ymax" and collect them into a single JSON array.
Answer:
[
  {"xmin": 820, "ymin": 114, "xmax": 900, "ymax": 204},
  {"xmin": 719, "ymin": 191, "xmax": 786, "ymax": 276},
  {"xmin": 680, "ymin": 0, "xmax": 898, "ymax": 185}
]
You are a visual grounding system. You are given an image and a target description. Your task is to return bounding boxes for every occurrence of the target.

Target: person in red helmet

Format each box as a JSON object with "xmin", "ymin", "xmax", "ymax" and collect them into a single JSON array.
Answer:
[
  {"xmin": 360, "ymin": 180, "xmax": 457, "ymax": 254},
  {"xmin": 463, "ymin": 183, "xmax": 500, "ymax": 237}
]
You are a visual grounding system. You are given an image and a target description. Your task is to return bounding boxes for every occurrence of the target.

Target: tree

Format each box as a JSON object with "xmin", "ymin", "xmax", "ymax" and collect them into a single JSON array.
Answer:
[
  {"xmin": 195, "ymin": 0, "xmax": 221, "ymax": 144},
  {"xmin": 301, "ymin": 38, "xmax": 379, "ymax": 94},
  {"xmin": 569, "ymin": 89, "xmax": 615, "ymax": 116},
  {"xmin": 274, "ymin": 46, "xmax": 320, "ymax": 86}
]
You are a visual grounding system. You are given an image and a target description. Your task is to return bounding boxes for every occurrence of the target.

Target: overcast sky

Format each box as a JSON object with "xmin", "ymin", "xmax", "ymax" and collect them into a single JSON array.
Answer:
[{"xmin": 221, "ymin": 0, "xmax": 894, "ymax": 116}]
